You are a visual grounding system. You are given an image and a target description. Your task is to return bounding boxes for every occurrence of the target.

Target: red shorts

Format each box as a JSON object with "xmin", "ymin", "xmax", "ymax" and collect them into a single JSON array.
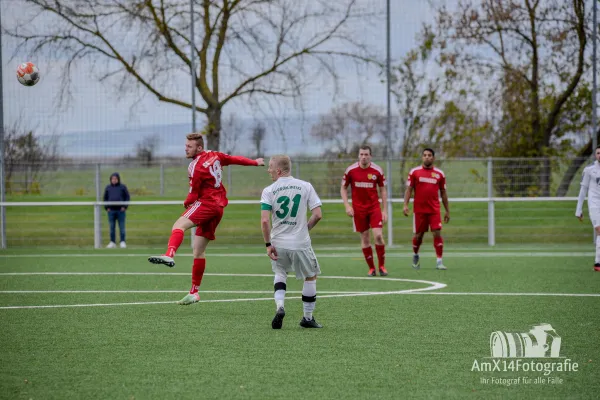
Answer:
[
  {"xmin": 182, "ymin": 201, "xmax": 224, "ymax": 240},
  {"xmin": 413, "ymin": 212, "xmax": 442, "ymax": 233},
  {"xmin": 353, "ymin": 207, "xmax": 383, "ymax": 233}
]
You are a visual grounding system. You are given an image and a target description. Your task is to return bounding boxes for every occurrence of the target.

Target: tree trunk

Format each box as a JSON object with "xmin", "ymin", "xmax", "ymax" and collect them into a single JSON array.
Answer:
[
  {"xmin": 556, "ymin": 135, "xmax": 598, "ymax": 197},
  {"xmin": 206, "ymin": 107, "xmax": 222, "ymax": 151}
]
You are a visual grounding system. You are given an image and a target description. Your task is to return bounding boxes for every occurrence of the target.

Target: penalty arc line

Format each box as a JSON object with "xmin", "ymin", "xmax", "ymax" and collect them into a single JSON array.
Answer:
[
  {"xmin": 0, "ymin": 289, "xmax": 442, "ymax": 310},
  {"xmin": 0, "ymin": 273, "xmax": 446, "ymax": 309}
]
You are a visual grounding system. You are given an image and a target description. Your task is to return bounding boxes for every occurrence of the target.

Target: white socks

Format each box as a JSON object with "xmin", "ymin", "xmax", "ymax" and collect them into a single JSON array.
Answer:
[
  {"xmin": 302, "ymin": 280, "xmax": 317, "ymax": 319},
  {"xmin": 274, "ymin": 274, "xmax": 287, "ymax": 310},
  {"xmin": 595, "ymin": 236, "xmax": 600, "ymax": 264}
]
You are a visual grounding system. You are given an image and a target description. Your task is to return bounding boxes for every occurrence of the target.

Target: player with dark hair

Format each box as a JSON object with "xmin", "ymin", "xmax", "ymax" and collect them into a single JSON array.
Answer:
[
  {"xmin": 341, "ymin": 145, "xmax": 388, "ymax": 277},
  {"xmin": 403, "ymin": 148, "xmax": 450, "ymax": 270},
  {"xmin": 148, "ymin": 133, "xmax": 265, "ymax": 304}
]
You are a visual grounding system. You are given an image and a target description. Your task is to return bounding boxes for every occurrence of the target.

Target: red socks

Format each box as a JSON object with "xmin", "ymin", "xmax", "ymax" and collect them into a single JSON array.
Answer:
[
  {"xmin": 165, "ymin": 229, "xmax": 184, "ymax": 257},
  {"xmin": 375, "ymin": 244, "xmax": 385, "ymax": 268},
  {"xmin": 412, "ymin": 236, "xmax": 423, "ymax": 254},
  {"xmin": 434, "ymin": 236, "xmax": 444, "ymax": 258},
  {"xmin": 190, "ymin": 258, "xmax": 206, "ymax": 294},
  {"xmin": 362, "ymin": 247, "xmax": 376, "ymax": 270}
]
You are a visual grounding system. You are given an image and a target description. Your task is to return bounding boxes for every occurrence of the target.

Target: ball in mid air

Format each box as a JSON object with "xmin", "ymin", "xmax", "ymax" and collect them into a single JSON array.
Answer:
[{"xmin": 17, "ymin": 62, "xmax": 40, "ymax": 86}]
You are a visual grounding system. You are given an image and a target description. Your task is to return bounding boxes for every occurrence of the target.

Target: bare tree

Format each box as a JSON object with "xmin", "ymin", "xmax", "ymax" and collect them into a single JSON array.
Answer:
[
  {"xmin": 3, "ymin": 122, "xmax": 59, "ymax": 194},
  {"xmin": 5, "ymin": 0, "xmax": 380, "ymax": 151},
  {"xmin": 220, "ymin": 114, "xmax": 243, "ymax": 154},
  {"xmin": 135, "ymin": 134, "xmax": 161, "ymax": 166},
  {"xmin": 250, "ymin": 122, "xmax": 266, "ymax": 158},
  {"xmin": 432, "ymin": 0, "xmax": 588, "ymax": 195},
  {"xmin": 311, "ymin": 102, "xmax": 387, "ymax": 156}
]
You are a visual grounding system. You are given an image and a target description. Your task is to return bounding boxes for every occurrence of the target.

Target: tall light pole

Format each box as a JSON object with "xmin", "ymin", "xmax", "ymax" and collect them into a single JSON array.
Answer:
[
  {"xmin": 190, "ymin": 0, "xmax": 197, "ymax": 133},
  {"xmin": 386, "ymin": 0, "xmax": 393, "ymax": 246},
  {"xmin": 0, "ymin": 2, "xmax": 6, "ymax": 249},
  {"xmin": 593, "ymin": 0, "xmax": 597, "ymax": 151}
]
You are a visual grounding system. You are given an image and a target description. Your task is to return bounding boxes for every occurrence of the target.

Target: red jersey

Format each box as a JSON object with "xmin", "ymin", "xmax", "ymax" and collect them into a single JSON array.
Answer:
[
  {"xmin": 407, "ymin": 165, "xmax": 446, "ymax": 214},
  {"xmin": 342, "ymin": 162, "xmax": 386, "ymax": 212},
  {"xmin": 184, "ymin": 151, "xmax": 257, "ymax": 208}
]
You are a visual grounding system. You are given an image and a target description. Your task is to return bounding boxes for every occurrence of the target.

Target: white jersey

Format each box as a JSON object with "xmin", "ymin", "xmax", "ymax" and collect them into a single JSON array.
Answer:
[
  {"xmin": 260, "ymin": 176, "xmax": 322, "ymax": 250},
  {"xmin": 576, "ymin": 161, "xmax": 600, "ymax": 216}
]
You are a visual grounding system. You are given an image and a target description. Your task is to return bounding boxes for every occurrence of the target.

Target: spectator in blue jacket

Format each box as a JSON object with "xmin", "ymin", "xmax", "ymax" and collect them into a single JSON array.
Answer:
[{"xmin": 103, "ymin": 172, "xmax": 130, "ymax": 248}]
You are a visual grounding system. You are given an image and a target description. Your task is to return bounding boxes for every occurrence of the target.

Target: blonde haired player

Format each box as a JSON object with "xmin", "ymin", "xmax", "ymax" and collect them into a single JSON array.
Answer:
[
  {"xmin": 148, "ymin": 133, "xmax": 264, "ymax": 304},
  {"xmin": 575, "ymin": 145, "xmax": 600, "ymax": 272},
  {"xmin": 261, "ymin": 155, "xmax": 324, "ymax": 329}
]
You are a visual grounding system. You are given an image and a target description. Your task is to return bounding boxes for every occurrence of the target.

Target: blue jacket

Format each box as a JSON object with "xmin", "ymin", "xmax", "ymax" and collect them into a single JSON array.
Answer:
[{"xmin": 103, "ymin": 173, "xmax": 130, "ymax": 211}]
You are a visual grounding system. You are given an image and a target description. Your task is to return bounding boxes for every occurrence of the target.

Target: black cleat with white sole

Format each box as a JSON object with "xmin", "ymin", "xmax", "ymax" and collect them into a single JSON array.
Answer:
[
  {"xmin": 272, "ymin": 307, "xmax": 286, "ymax": 329},
  {"xmin": 299, "ymin": 317, "xmax": 323, "ymax": 328},
  {"xmin": 148, "ymin": 255, "xmax": 175, "ymax": 268}
]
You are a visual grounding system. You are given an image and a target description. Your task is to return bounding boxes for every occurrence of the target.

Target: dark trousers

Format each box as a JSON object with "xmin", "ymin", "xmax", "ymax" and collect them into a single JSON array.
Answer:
[{"xmin": 108, "ymin": 210, "xmax": 126, "ymax": 243}]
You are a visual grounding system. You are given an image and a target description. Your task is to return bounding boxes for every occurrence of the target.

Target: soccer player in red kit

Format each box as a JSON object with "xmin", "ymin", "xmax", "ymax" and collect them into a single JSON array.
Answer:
[
  {"xmin": 341, "ymin": 145, "xmax": 388, "ymax": 277},
  {"xmin": 403, "ymin": 148, "xmax": 450, "ymax": 270},
  {"xmin": 148, "ymin": 133, "xmax": 264, "ymax": 305}
]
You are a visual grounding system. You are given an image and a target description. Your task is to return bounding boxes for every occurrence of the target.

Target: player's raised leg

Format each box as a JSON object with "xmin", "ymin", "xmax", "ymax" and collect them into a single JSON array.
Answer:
[
  {"xmin": 148, "ymin": 216, "xmax": 196, "ymax": 268},
  {"xmin": 300, "ymin": 275, "xmax": 322, "ymax": 328},
  {"xmin": 272, "ymin": 273, "xmax": 287, "ymax": 329}
]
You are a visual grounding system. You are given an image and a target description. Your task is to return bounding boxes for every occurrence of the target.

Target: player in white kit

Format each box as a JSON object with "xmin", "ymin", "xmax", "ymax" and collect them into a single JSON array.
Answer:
[
  {"xmin": 260, "ymin": 155, "xmax": 324, "ymax": 329},
  {"xmin": 575, "ymin": 145, "xmax": 600, "ymax": 272}
]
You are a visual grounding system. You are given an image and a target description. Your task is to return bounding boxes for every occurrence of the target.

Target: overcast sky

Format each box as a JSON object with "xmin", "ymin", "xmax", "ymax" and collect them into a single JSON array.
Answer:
[{"xmin": 2, "ymin": 1, "xmax": 441, "ymax": 136}]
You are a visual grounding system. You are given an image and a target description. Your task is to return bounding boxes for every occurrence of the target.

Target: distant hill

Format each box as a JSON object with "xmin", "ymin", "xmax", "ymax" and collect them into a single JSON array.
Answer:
[{"xmin": 55, "ymin": 115, "xmax": 325, "ymax": 159}]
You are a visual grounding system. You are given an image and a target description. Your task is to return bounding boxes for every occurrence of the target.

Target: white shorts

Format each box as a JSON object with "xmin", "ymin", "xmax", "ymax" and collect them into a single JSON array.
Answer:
[
  {"xmin": 590, "ymin": 208, "xmax": 600, "ymax": 228},
  {"xmin": 271, "ymin": 247, "xmax": 321, "ymax": 280}
]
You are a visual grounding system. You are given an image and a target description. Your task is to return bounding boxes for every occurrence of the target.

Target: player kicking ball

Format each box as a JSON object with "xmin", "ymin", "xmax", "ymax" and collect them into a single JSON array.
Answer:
[
  {"xmin": 575, "ymin": 145, "xmax": 600, "ymax": 272},
  {"xmin": 148, "ymin": 133, "xmax": 264, "ymax": 305},
  {"xmin": 341, "ymin": 145, "xmax": 389, "ymax": 277},
  {"xmin": 261, "ymin": 155, "xmax": 324, "ymax": 329},
  {"xmin": 403, "ymin": 148, "xmax": 450, "ymax": 270}
]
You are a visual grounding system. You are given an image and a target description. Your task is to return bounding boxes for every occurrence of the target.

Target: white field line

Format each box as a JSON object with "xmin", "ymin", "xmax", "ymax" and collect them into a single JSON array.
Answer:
[
  {"xmin": 0, "ymin": 290, "xmax": 363, "ymax": 294},
  {"xmin": 0, "ymin": 252, "xmax": 593, "ymax": 259},
  {"xmin": 1, "ymin": 290, "xmax": 598, "ymax": 310},
  {"xmin": 0, "ymin": 272, "xmax": 597, "ymax": 310},
  {"xmin": 409, "ymin": 292, "xmax": 600, "ymax": 297}
]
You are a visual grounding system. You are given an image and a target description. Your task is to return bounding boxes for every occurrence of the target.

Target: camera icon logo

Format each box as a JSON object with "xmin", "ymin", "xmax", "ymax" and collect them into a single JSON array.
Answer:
[{"xmin": 490, "ymin": 323, "xmax": 562, "ymax": 358}]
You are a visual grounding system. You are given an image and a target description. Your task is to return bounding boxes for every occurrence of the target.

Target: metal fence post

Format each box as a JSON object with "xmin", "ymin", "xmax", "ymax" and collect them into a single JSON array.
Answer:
[
  {"xmin": 94, "ymin": 164, "xmax": 102, "ymax": 249},
  {"xmin": 0, "ymin": 13, "xmax": 5, "ymax": 249},
  {"xmin": 487, "ymin": 157, "xmax": 495, "ymax": 246},
  {"xmin": 296, "ymin": 161, "xmax": 300, "ymax": 179},
  {"xmin": 386, "ymin": 159, "xmax": 393, "ymax": 247},
  {"xmin": 160, "ymin": 163, "xmax": 165, "ymax": 196}
]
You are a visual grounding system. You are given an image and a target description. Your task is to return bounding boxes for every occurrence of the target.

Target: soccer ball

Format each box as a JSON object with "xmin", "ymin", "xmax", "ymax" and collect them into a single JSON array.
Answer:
[{"xmin": 16, "ymin": 62, "xmax": 40, "ymax": 86}]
